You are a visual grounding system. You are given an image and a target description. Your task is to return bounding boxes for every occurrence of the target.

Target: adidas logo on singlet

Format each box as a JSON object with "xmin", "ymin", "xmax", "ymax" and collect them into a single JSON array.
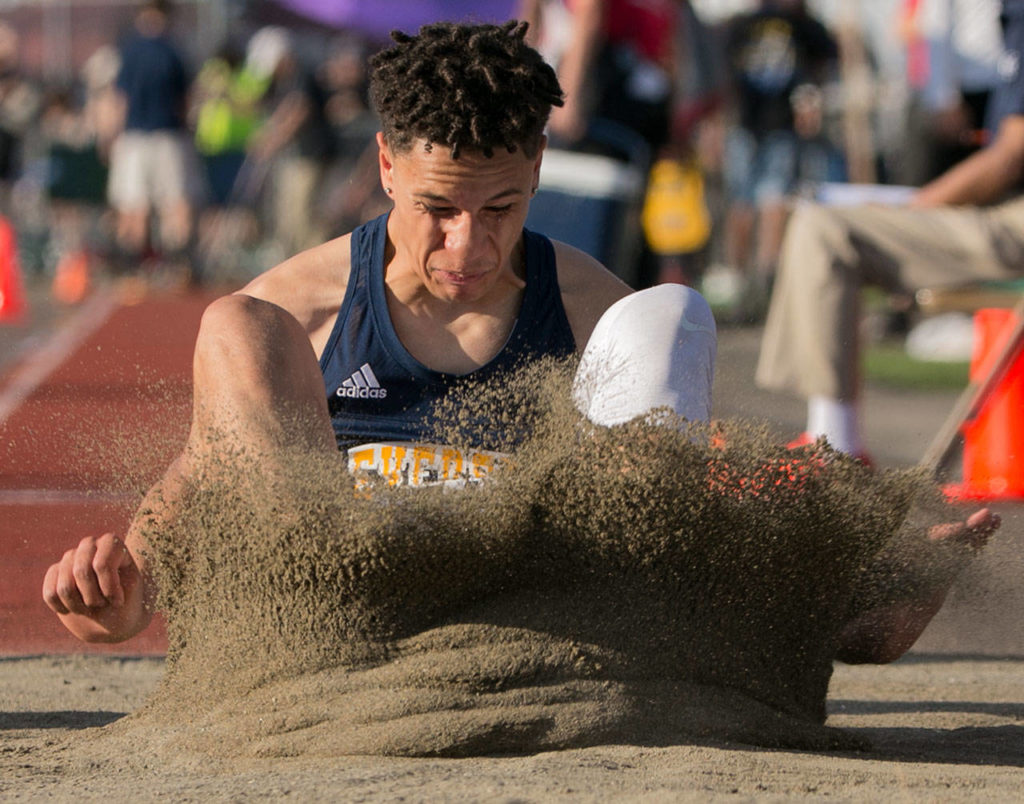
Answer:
[{"xmin": 337, "ymin": 362, "xmax": 388, "ymax": 399}]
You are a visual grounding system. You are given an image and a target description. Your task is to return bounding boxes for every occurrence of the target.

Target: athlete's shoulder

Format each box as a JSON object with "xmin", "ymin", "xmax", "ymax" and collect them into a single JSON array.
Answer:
[
  {"xmin": 226, "ymin": 232, "xmax": 353, "ymax": 354},
  {"xmin": 550, "ymin": 239, "xmax": 632, "ymax": 351},
  {"xmin": 240, "ymin": 233, "xmax": 351, "ymax": 315}
]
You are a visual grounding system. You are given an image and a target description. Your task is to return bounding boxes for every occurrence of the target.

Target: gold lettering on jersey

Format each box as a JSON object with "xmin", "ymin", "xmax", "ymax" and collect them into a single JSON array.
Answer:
[{"xmin": 347, "ymin": 442, "xmax": 507, "ymax": 488}]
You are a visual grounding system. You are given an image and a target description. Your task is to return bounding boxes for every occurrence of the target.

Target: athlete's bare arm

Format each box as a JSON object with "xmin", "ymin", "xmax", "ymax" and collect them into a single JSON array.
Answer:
[
  {"xmin": 41, "ymin": 454, "xmax": 191, "ymax": 643},
  {"xmin": 42, "ymin": 531, "xmax": 150, "ymax": 643},
  {"xmin": 553, "ymin": 240, "xmax": 632, "ymax": 352},
  {"xmin": 238, "ymin": 233, "xmax": 353, "ymax": 359},
  {"xmin": 42, "ymin": 237, "xmax": 347, "ymax": 643}
]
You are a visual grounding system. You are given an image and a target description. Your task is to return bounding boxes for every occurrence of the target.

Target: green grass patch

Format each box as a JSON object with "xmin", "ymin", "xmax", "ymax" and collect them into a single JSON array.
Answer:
[{"xmin": 863, "ymin": 342, "xmax": 969, "ymax": 390}]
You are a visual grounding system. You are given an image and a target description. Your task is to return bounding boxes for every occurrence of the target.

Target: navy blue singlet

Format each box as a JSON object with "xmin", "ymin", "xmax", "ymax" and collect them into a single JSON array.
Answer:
[{"xmin": 319, "ymin": 212, "xmax": 576, "ymax": 452}]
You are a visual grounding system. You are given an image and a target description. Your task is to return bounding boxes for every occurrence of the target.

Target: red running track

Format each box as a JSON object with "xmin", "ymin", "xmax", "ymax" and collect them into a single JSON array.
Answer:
[{"xmin": 0, "ymin": 289, "xmax": 218, "ymax": 655}]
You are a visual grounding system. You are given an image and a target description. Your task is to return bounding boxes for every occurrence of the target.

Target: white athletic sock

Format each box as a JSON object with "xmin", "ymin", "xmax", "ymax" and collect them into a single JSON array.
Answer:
[
  {"xmin": 574, "ymin": 284, "xmax": 717, "ymax": 426},
  {"xmin": 807, "ymin": 395, "xmax": 863, "ymax": 455}
]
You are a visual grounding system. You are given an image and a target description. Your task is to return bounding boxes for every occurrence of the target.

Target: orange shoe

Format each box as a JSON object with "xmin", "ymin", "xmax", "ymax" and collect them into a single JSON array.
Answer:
[
  {"xmin": 51, "ymin": 250, "xmax": 92, "ymax": 305},
  {"xmin": 786, "ymin": 431, "xmax": 874, "ymax": 469}
]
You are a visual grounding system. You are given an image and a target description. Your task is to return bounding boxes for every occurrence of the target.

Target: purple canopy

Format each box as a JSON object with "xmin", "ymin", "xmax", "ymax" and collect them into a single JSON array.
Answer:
[{"xmin": 272, "ymin": 0, "xmax": 520, "ymax": 40}]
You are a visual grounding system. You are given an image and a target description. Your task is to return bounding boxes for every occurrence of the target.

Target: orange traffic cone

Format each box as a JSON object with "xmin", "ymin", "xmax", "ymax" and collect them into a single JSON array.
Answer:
[
  {"xmin": 0, "ymin": 214, "xmax": 27, "ymax": 324},
  {"xmin": 52, "ymin": 249, "xmax": 91, "ymax": 305},
  {"xmin": 957, "ymin": 307, "xmax": 1024, "ymax": 499}
]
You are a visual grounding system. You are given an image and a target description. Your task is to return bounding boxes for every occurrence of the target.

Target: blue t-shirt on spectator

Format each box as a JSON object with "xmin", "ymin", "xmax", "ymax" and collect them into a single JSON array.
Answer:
[{"xmin": 117, "ymin": 33, "xmax": 188, "ymax": 132}]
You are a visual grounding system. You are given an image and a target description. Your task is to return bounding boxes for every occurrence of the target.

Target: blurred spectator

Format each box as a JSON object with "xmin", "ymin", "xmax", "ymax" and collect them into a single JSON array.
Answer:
[
  {"xmin": 897, "ymin": 0, "xmax": 1003, "ymax": 185},
  {"xmin": 704, "ymin": 81, "xmax": 848, "ymax": 320},
  {"xmin": 81, "ymin": 45, "xmax": 123, "ymax": 163},
  {"xmin": 38, "ymin": 84, "xmax": 109, "ymax": 304},
  {"xmin": 521, "ymin": 0, "xmax": 677, "ymax": 156},
  {"xmin": 639, "ymin": 1, "xmax": 725, "ymax": 288},
  {"xmin": 39, "ymin": 46, "xmax": 124, "ymax": 302},
  {"xmin": 245, "ymin": 26, "xmax": 334, "ymax": 259},
  {"xmin": 755, "ymin": 0, "xmax": 1024, "ymax": 461},
  {"xmin": 108, "ymin": 0, "xmax": 199, "ymax": 278},
  {"xmin": 189, "ymin": 40, "xmax": 268, "ymax": 278},
  {"xmin": 192, "ymin": 41, "xmax": 265, "ymax": 207},
  {"xmin": 790, "ymin": 82, "xmax": 847, "ymax": 196},
  {"xmin": 715, "ymin": 0, "xmax": 838, "ymax": 321},
  {"xmin": 640, "ymin": 147, "xmax": 713, "ymax": 287},
  {"xmin": 41, "ymin": 47, "xmax": 122, "ymax": 213},
  {"xmin": 321, "ymin": 34, "xmax": 371, "ymax": 135},
  {"xmin": 521, "ymin": 0, "xmax": 714, "ymax": 289},
  {"xmin": 317, "ymin": 33, "xmax": 387, "ymax": 237},
  {"xmin": 0, "ymin": 22, "xmax": 41, "ymax": 216}
]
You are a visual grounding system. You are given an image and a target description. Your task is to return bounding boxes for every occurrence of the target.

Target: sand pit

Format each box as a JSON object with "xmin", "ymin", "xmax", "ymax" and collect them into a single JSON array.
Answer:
[
  {"xmin": 4, "ymin": 361, "xmax": 1023, "ymax": 799},
  {"xmin": 2, "ymin": 652, "xmax": 1023, "ymax": 799}
]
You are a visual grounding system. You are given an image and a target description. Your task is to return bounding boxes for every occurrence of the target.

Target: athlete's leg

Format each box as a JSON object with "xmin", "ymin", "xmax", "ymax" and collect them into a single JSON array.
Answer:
[
  {"xmin": 189, "ymin": 293, "xmax": 336, "ymax": 458},
  {"xmin": 134, "ymin": 294, "xmax": 336, "ymax": 580},
  {"xmin": 574, "ymin": 284, "xmax": 717, "ymax": 426}
]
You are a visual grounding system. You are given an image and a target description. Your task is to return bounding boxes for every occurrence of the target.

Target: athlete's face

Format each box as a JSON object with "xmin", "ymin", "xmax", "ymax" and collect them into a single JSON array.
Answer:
[{"xmin": 379, "ymin": 134, "xmax": 543, "ymax": 303}]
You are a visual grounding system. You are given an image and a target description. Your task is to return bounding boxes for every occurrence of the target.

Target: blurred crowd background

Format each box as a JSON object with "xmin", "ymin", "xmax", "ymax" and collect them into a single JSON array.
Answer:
[{"xmin": 0, "ymin": 0, "xmax": 1004, "ymax": 320}]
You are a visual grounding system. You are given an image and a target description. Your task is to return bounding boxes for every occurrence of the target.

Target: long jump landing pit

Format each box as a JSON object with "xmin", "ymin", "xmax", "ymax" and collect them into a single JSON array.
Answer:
[
  {"xmin": 2, "ymin": 290, "xmax": 1023, "ymax": 801},
  {"xmin": 0, "ymin": 289, "xmax": 216, "ymax": 656}
]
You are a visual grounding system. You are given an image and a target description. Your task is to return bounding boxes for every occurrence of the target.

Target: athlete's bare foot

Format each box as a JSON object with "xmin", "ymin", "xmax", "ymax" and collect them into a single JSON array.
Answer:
[
  {"xmin": 928, "ymin": 507, "xmax": 1000, "ymax": 550},
  {"xmin": 836, "ymin": 507, "xmax": 1000, "ymax": 664}
]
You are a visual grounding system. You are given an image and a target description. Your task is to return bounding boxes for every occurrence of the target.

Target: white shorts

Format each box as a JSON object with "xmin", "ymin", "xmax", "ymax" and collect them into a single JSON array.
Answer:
[
  {"xmin": 574, "ymin": 284, "xmax": 717, "ymax": 426},
  {"xmin": 107, "ymin": 130, "xmax": 196, "ymax": 211}
]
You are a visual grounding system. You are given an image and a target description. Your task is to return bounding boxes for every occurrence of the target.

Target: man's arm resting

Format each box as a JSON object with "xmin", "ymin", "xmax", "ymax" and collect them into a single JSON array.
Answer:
[{"xmin": 911, "ymin": 116, "xmax": 1024, "ymax": 207}]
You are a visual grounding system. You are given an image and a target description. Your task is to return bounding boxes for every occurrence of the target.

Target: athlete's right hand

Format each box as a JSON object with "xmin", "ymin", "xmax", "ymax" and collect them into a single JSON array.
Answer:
[{"xmin": 42, "ymin": 533, "xmax": 150, "ymax": 643}]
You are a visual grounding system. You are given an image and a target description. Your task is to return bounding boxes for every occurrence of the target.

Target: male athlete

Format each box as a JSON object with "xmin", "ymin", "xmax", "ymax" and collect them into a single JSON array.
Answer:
[{"xmin": 42, "ymin": 22, "xmax": 996, "ymax": 663}]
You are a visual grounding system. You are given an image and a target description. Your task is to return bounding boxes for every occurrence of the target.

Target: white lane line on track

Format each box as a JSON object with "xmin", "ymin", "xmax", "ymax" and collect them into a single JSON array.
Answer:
[
  {"xmin": 0, "ymin": 488, "xmax": 138, "ymax": 505},
  {"xmin": 0, "ymin": 290, "xmax": 120, "ymax": 427}
]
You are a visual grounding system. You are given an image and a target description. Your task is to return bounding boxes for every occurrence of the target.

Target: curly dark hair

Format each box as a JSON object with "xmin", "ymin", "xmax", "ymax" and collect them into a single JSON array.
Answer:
[{"xmin": 369, "ymin": 20, "xmax": 563, "ymax": 159}]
